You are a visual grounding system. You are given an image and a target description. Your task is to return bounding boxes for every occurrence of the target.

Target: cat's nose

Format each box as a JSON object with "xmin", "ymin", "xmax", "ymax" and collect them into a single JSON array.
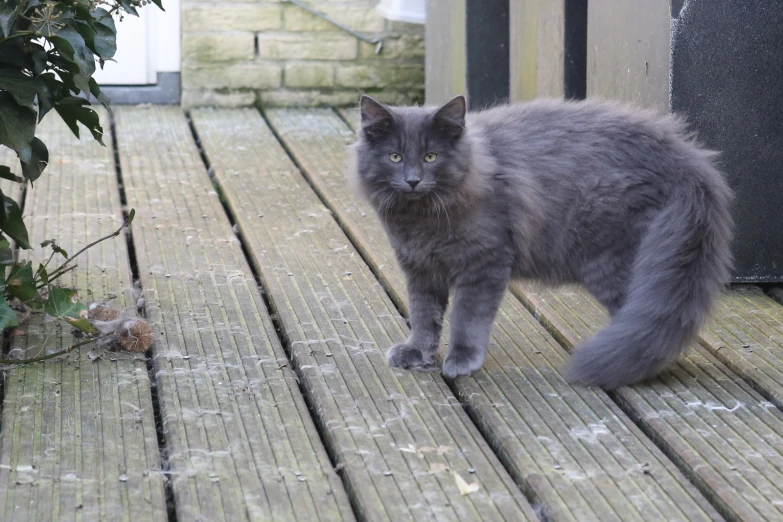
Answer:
[{"xmin": 406, "ymin": 179, "xmax": 420, "ymax": 189}]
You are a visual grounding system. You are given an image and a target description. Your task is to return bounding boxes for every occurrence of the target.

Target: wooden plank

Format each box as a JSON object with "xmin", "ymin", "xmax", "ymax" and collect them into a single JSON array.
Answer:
[
  {"xmin": 509, "ymin": 0, "xmax": 565, "ymax": 102},
  {"xmin": 264, "ymin": 108, "xmax": 722, "ymax": 522},
  {"xmin": 586, "ymin": 0, "xmax": 670, "ymax": 112},
  {"xmin": 699, "ymin": 286, "xmax": 783, "ymax": 408},
  {"xmin": 113, "ymin": 107, "xmax": 353, "ymax": 521},
  {"xmin": 0, "ymin": 114, "xmax": 168, "ymax": 520},
  {"xmin": 512, "ymin": 283, "xmax": 783, "ymax": 520},
  {"xmin": 191, "ymin": 108, "xmax": 537, "ymax": 522},
  {"xmin": 424, "ymin": 0, "xmax": 466, "ymax": 105}
]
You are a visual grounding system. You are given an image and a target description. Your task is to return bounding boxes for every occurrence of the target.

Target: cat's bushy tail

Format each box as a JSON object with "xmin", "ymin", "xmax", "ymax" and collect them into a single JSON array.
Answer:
[{"xmin": 566, "ymin": 150, "xmax": 733, "ymax": 390}]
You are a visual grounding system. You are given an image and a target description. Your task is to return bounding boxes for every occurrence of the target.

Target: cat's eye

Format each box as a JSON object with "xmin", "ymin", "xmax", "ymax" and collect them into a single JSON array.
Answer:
[
  {"xmin": 424, "ymin": 152, "xmax": 438, "ymax": 163},
  {"xmin": 389, "ymin": 153, "xmax": 403, "ymax": 163}
]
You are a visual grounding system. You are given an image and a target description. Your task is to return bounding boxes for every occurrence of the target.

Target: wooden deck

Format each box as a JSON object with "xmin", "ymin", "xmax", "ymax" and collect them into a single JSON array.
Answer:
[{"xmin": 1, "ymin": 107, "xmax": 782, "ymax": 521}]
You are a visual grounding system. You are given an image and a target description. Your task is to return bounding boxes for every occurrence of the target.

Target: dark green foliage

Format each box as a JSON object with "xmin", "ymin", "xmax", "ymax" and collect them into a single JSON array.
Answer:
[{"xmin": 0, "ymin": 1, "xmax": 161, "ymax": 335}]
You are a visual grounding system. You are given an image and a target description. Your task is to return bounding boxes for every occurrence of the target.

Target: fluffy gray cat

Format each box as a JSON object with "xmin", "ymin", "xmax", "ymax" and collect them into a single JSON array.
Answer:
[{"xmin": 348, "ymin": 94, "xmax": 733, "ymax": 389}]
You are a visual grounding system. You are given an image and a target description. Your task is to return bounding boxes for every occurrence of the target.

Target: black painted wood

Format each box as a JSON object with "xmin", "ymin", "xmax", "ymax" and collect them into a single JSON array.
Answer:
[
  {"xmin": 465, "ymin": 0, "xmax": 509, "ymax": 109},
  {"xmin": 671, "ymin": 0, "xmax": 783, "ymax": 282}
]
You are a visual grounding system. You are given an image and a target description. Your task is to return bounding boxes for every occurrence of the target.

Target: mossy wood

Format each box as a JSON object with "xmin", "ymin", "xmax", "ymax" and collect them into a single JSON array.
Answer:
[
  {"xmin": 114, "ymin": 107, "xmax": 352, "ymax": 521},
  {"xmin": 191, "ymin": 108, "xmax": 537, "ymax": 521},
  {"xmin": 0, "ymin": 113, "xmax": 167, "ymax": 521},
  {"xmin": 263, "ymin": 108, "xmax": 724, "ymax": 521}
]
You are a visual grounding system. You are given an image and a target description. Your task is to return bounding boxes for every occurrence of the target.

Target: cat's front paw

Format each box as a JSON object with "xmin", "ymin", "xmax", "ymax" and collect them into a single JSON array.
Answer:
[
  {"xmin": 442, "ymin": 345, "xmax": 486, "ymax": 379},
  {"xmin": 386, "ymin": 343, "xmax": 437, "ymax": 370}
]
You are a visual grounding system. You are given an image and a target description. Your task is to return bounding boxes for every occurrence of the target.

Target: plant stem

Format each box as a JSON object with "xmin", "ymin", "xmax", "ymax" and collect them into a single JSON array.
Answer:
[
  {"xmin": 0, "ymin": 31, "xmax": 34, "ymax": 47},
  {"xmin": 44, "ymin": 217, "xmax": 131, "ymax": 284},
  {"xmin": 0, "ymin": 334, "xmax": 108, "ymax": 365}
]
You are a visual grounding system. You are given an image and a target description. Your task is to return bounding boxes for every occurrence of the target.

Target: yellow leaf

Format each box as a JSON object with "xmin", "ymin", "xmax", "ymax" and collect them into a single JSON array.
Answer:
[
  {"xmin": 429, "ymin": 463, "xmax": 449, "ymax": 474},
  {"xmin": 453, "ymin": 472, "xmax": 480, "ymax": 495}
]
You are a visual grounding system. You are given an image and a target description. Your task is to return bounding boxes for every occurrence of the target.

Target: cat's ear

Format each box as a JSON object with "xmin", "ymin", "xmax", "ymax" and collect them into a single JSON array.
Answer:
[
  {"xmin": 432, "ymin": 95, "xmax": 466, "ymax": 139},
  {"xmin": 360, "ymin": 95, "xmax": 393, "ymax": 141}
]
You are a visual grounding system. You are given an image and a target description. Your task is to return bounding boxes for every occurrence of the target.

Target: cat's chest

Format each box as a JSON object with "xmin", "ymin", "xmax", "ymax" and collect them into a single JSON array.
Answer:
[{"xmin": 389, "ymin": 220, "xmax": 502, "ymax": 273}]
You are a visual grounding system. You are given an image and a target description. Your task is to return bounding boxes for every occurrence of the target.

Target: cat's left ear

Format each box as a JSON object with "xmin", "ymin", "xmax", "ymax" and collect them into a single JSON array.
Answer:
[
  {"xmin": 433, "ymin": 95, "xmax": 467, "ymax": 139},
  {"xmin": 360, "ymin": 95, "xmax": 394, "ymax": 141}
]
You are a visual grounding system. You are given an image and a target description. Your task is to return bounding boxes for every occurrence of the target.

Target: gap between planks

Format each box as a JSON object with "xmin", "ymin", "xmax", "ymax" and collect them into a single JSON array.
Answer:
[
  {"xmin": 191, "ymin": 107, "xmax": 538, "ymax": 522},
  {"xmin": 0, "ymin": 112, "xmax": 168, "ymax": 521},
  {"xmin": 339, "ymin": 105, "xmax": 783, "ymax": 521},
  {"xmin": 264, "ymin": 108, "xmax": 729, "ymax": 522},
  {"xmin": 113, "ymin": 107, "xmax": 353, "ymax": 522}
]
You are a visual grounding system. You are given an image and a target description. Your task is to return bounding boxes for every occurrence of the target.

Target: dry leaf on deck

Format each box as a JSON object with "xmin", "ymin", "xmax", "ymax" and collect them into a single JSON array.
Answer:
[
  {"xmin": 454, "ymin": 472, "xmax": 480, "ymax": 495},
  {"xmin": 429, "ymin": 463, "xmax": 449, "ymax": 474}
]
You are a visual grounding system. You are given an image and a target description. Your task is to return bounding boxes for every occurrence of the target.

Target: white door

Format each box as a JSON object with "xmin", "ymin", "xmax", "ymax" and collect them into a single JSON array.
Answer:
[{"xmin": 92, "ymin": 1, "xmax": 180, "ymax": 86}]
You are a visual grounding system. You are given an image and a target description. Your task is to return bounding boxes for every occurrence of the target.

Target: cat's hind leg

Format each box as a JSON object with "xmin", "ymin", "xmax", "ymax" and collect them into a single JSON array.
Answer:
[
  {"xmin": 580, "ymin": 257, "xmax": 631, "ymax": 316},
  {"xmin": 442, "ymin": 267, "xmax": 510, "ymax": 378}
]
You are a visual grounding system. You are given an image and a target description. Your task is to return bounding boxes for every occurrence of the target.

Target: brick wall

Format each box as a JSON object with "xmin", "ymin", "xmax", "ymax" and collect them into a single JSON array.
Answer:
[{"xmin": 181, "ymin": 0, "xmax": 425, "ymax": 107}]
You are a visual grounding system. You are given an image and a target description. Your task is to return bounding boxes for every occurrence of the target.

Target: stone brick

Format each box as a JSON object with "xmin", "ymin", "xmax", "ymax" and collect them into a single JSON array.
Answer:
[
  {"xmin": 183, "ymin": 32, "xmax": 255, "ymax": 63},
  {"xmin": 182, "ymin": 89, "xmax": 256, "ymax": 108},
  {"xmin": 257, "ymin": 33, "xmax": 357, "ymax": 60},
  {"xmin": 336, "ymin": 65, "xmax": 424, "ymax": 89},
  {"xmin": 183, "ymin": 63, "xmax": 282, "ymax": 90},
  {"xmin": 259, "ymin": 89, "xmax": 362, "ymax": 107},
  {"xmin": 387, "ymin": 20, "xmax": 426, "ymax": 34},
  {"xmin": 284, "ymin": 63, "xmax": 334, "ymax": 88},
  {"xmin": 363, "ymin": 90, "xmax": 422, "ymax": 106},
  {"xmin": 283, "ymin": 5, "xmax": 385, "ymax": 33},
  {"xmin": 360, "ymin": 34, "xmax": 425, "ymax": 60},
  {"xmin": 183, "ymin": 4, "xmax": 281, "ymax": 32}
]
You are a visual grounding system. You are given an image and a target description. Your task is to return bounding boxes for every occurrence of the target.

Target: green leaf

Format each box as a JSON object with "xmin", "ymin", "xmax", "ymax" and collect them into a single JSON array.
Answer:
[
  {"xmin": 0, "ymin": 3, "xmax": 17, "ymax": 38},
  {"xmin": 0, "ymin": 92, "xmax": 36, "ymax": 161},
  {"xmin": 117, "ymin": 0, "xmax": 140, "ymax": 17},
  {"xmin": 150, "ymin": 0, "xmax": 165, "ymax": 11},
  {"xmin": 34, "ymin": 75, "xmax": 56, "ymax": 121},
  {"xmin": 0, "ymin": 70, "xmax": 42, "ymax": 111},
  {"xmin": 55, "ymin": 96, "xmax": 104, "ymax": 145},
  {"xmin": 0, "ymin": 294, "xmax": 19, "ymax": 331},
  {"xmin": 0, "ymin": 237, "xmax": 13, "ymax": 265},
  {"xmin": 0, "ymin": 190, "xmax": 30, "ymax": 249},
  {"xmin": 36, "ymin": 263, "xmax": 48, "ymax": 285},
  {"xmin": 88, "ymin": 78, "xmax": 110, "ymax": 108},
  {"xmin": 7, "ymin": 262, "xmax": 41, "ymax": 308},
  {"xmin": 20, "ymin": 137, "xmax": 48, "ymax": 182},
  {"xmin": 0, "ymin": 165, "xmax": 23, "ymax": 184},
  {"xmin": 127, "ymin": 208, "xmax": 135, "ymax": 224},
  {"xmin": 85, "ymin": 9, "xmax": 116, "ymax": 60},
  {"xmin": 32, "ymin": 43, "xmax": 48, "ymax": 75},
  {"xmin": 49, "ymin": 26, "xmax": 95, "ymax": 94},
  {"xmin": 44, "ymin": 287, "xmax": 96, "ymax": 333},
  {"xmin": 41, "ymin": 239, "xmax": 68, "ymax": 258},
  {"xmin": 0, "ymin": 38, "xmax": 32, "ymax": 70}
]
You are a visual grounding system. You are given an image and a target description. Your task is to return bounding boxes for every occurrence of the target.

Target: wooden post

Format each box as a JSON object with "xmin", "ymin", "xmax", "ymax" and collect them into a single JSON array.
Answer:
[
  {"xmin": 425, "ymin": 0, "xmax": 509, "ymax": 109},
  {"xmin": 509, "ymin": 0, "xmax": 586, "ymax": 102},
  {"xmin": 586, "ymin": 0, "xmax": 670, "ymax": 112},
  {"xmin": 425, "ymin": 0, "xmax": 466, "ymax": 105}
]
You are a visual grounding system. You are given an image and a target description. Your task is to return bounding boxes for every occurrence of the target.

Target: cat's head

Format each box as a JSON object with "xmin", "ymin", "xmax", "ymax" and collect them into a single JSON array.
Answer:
[{"xmin": 349, "ymin": 95, "xmax": 483, "ymax": 212}]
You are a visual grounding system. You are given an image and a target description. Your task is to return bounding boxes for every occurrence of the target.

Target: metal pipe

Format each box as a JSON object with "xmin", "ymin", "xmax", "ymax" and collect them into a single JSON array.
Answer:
[{"xmin": 282, "ymin": 0, "xmax": 384, "ymax": 54}]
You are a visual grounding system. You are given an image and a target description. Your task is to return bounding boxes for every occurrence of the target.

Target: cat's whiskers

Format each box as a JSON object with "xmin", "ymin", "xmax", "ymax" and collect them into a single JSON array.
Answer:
[
  {"xmin": 433, "ymin": 192, "xmax": 453, "ymax": 234},
  {"xmin": 428, "ymin": 193, "xmax": 443, "ymax": 235}
]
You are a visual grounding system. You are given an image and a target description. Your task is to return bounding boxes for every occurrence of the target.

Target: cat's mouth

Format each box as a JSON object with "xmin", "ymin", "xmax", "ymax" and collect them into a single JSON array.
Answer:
[{"xmin": 398, "ymin": 189, "xmax": 427, "ymax": 200}]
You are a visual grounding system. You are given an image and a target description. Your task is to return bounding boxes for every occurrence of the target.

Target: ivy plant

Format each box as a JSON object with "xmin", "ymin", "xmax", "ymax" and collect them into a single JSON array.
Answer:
[{"xmin": 0, "ymin": 1, "xmax": 161, "ymax": 340}]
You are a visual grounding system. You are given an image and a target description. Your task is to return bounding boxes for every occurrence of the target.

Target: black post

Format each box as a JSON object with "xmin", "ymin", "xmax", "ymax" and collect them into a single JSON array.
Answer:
[
  {"xmin": 670, "ymin": 0, "xmax": 783, "ymax": 282},
  {"xmin": 563, "ymin": 0, "xmax": 587, "ymax": 99},
  {"xmin": 465, "ymin": 0, "xmax": 509, "ymax": 110}
]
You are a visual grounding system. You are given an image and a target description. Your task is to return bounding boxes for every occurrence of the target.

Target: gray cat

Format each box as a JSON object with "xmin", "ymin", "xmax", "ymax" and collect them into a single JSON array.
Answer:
[{"xmin": 348, "ymin": 94, "xmax": 733, "ymax": 389}]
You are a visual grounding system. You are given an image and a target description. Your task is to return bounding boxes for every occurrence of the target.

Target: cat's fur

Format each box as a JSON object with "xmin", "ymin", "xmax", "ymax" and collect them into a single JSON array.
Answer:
[{"xmin": 348, "ymin": 94, "xmax": 733, "ymax": 389}]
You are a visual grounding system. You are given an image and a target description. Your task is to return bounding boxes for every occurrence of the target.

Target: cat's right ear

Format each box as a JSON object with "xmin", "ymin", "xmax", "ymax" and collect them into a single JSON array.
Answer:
[
  {"xmin": 432, "ymin": 95, "xmax": 467, "ymax": 139},
  {"xmin": 360, "ymin": 95, "xmax": 393, "ymax": 141}
]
